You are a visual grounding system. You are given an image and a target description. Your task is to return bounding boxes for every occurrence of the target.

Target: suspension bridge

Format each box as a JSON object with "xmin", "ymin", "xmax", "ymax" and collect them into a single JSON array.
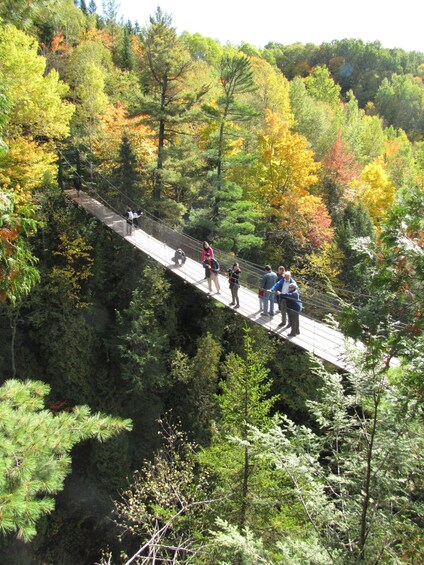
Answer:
[{"xmin": 65, "ymin": 188, "xmax": 356, "ymax": 372}]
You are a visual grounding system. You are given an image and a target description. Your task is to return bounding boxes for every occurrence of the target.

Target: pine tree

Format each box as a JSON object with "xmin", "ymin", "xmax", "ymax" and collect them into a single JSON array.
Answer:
[
  {"xmin": 0, "ymin": 379, "xmax": 132, "ymax": 541},
  {"xmin": 139, "ymin": 8, "xmax": 208, "ymax": 203},
  {"xmin": 200, "ymin": 328, "xmax": 279, "ymax": 531},
  {"xmin": 252, "ymin": 335, "xmax": 424, "ymax": 564}
]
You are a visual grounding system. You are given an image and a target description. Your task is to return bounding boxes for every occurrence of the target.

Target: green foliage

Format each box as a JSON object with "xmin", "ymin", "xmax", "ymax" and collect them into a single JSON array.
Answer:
[
  {"xmin": 116, "ymin": 266, "xmax": 173, "ymax": 393},
  {"xmin": 200, "ymin": 328, "xmax": 284, "ymax": 534},
  {"xmin": 0, "ymin": 378, "xmax": 132, "ymax": 541},
  {"xmin": 289, "ymin": 77, "xmax": 339, "ymax": 160},
  {"xmin": 203, "ymin": 52, "xmax": 257, "ymax": 188},
  {"xmin": 213, "ymin": 181, "xmax": 263, "ymax": 255},
  {"xmin": 207, "ymin": 518, "xmax": 271, "ymax": 564},
  {"xmin": 252, "ymin": 341, "xmax": 424, "ymax": 564},
  {"xmin": 170, "ymin": 332, "xmax": 222, "ymax": 444},
  {"xmin": 113, "ymin": 417, "xmax": 210, "ymax": 563},
  {"xmin": 375, "ymin": 74, "xmax": 424, "ymax": 139},
  {"xmin": 304, "ymin": 65, "xmax": 341, "ymax": 107},
  {"xmin": 139, "ymin": 7, "xmax": 207, "ymax": 201},
  {"xmin": 340, "ymin": 184, "xmax": 423, "ymax": 341}
]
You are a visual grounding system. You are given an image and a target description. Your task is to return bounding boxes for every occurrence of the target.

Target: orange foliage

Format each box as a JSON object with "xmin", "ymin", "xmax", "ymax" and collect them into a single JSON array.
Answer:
[
  {"xmin": 92, "ymin": 102, "xmax": 156, "ymax": 174},
  {"xmin": 273, "ymin": 193, "xmax": 334, "ymax": 249},
  {"xmin": 323, "ymin": 130, "xmax": 360, "ymax": 187}
]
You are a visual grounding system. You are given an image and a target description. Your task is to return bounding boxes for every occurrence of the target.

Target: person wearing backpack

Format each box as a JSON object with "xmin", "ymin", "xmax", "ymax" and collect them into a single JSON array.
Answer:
[{"xmin": 203, "ymin": 253, "xmax": 221, "ymax": 294}]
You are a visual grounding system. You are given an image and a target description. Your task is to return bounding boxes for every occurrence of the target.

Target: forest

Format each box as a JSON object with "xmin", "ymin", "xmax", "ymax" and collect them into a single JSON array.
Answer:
[{"xmin": 0, "ymin": 1, "xmax": 423, "ymax": 563}]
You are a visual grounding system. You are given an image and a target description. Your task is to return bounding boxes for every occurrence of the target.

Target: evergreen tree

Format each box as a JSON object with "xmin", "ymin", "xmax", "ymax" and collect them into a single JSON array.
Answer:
[
  {"xmin": 139, "ymin": 7, "xmax": 208, "ymax": 203},
  {"xmin": 203, "ymin": 52, "xmax": 257, "ymax": 195},
  {"xmin": 200, "ymin": 328, "xmax": 279, "ymax": 531},
  {"xmin": 0, "ymin": 379, "xmax": 131, "ymax": 541},
  {"xmin": 114, "ymin": 131, "xmax": 141, "ymax": 203},
  {"xmin": 116, "ymin": 266, "xmax": 174, "ymax": 393},
  {"xmin": 252, "ymin": 334, "xmax": 424, "ymax": 564}
]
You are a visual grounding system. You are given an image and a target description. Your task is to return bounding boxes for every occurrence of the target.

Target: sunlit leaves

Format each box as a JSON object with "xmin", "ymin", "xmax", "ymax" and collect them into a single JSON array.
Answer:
[
  {"xmin": 0, "ymin": 191, "xmax": 41, "ymax": 303},
  {"xmin": 0, "ymin": 23, "xmax": 74, "ymax": 140},
  {"xmin": 352, "ymin": 157, "xmax": 395, "ymax": 225},
  {"xmin": 254, "ymin": 109, "xmax": 320, "ymax": 204}
]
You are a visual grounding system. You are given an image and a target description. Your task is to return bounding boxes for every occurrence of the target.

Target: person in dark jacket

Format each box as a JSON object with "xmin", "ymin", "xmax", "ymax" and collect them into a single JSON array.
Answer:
[
  {"xmin": 172, "ymin": 248, "xmax": 186, "ymax": 266},
  {"xmin": 228, "ymin": 263, "xmax": 241, "ymax": 308},
  {"xmin": 203, "ymin": 254, "xmax": 220, "ymax": 294},
  {"xmin": 280, "ymin": 283, "xmax": 302, "ymax": 336}
]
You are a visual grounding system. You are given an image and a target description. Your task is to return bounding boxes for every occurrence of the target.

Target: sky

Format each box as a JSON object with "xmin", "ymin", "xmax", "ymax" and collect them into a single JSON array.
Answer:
[{"xmin": 109, "ymin": 0, "xmax": 423, "ymax": 53}]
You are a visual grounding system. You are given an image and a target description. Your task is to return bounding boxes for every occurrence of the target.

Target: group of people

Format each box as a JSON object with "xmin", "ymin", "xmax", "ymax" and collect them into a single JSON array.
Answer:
[
  {"xmin": 173, "ymin": 241, "xmax": 302, "ymax": 337},
  {"xmin": 259, "ymin": 265, "xmax": 302, "ymax": 337},
  {"xmin": 124, "ymin": 207, "xmax": 143, "ymax": 228}
]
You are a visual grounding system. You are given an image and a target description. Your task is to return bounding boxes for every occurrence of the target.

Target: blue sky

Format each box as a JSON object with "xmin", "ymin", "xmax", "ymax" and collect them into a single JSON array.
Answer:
[{"xmin": 109, "ymin": 0, "xmax": 423, "ymax": 52}]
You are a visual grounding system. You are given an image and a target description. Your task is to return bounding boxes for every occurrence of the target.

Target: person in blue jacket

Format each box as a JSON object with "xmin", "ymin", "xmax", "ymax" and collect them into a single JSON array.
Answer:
[
  {"xmin": 280, "ymin": 283, "xmax": 302, "ymax": 336},
  {"xmin": 270, "ymin": 271, "xmax": 295, "ymax": 327}
]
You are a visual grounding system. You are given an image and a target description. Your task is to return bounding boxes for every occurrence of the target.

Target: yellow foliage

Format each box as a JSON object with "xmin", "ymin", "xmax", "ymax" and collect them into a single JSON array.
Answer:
[
  {"xmin": 51, "ymin": 234, "xmax": 94, "ymax": 307},
  {"xmin": 297, "ymin": 241, "xmax": 344, "ymax": 284},
  {"xmin": 0, "ymin": 137, "xmax": 56, "ymax": 192},
  {"xmin": 0, "ymin": 24, "xmax": 74, "ymax": 140},
  {"xmin": 351, "ymin": 157, "xmax": 395, "ymax": 225},
  {"xmin": 254, "ymin": 110, "xmax": 320, "ymax": 203},
  {"xmin": 249, "ymin": 56, "xmax": 294, "ymax": 125},
  {"xmin": 92, "ymin": 102, "xmax": 156, "ymax": 174}
]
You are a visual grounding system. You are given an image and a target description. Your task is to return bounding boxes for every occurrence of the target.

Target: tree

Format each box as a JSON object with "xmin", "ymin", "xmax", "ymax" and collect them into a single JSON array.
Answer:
[
  {"xmin": 375, "ymin": 74, "xmax": 424, "ymax": 140},
  {"xmin": 0, "ymin": 378, "xmax": 132, "ymax": 541},
  {"xmin": 0, "ymin": 191, "xmax": 41, "ymax": 303},
  {"xmin": 304, "ymin": 65, "xmax": 341, "ymax": 107},
  {"xmin": 0, "ymin": 23, "xmax": 74, "ymax": 140},
  {"xmin": 67, "ymin": 37, "xmax": 111, "ymax": 143},
  {"xmin": 321, "ymin": 130, "xmax": 361, "ymax": 225},
  {"xmin": 289, "ymin": 76, "xmax": 340, "ymax": 161},
  {"xmin": 212, "ymin": 181, "xmax": 263, "ymax": 256},
  {"xmin": 139, "ymin": 8, "xmax": 206, "ymax": 202},
  {"xmin": 112, "ymin": 417, "xmax": 211, "ymax": 564},
  {"xmin": 203, "ymin": 52, "xmax": 257, "ymax": 191},
  {"xmin": 254, "ymin": 109, "xmax": 320, "ymax": 205},
  {"xmin": 170, "ymin": 332, "xmax": 222, "ymax": 444},
  {"xmin": 251, "ymin": 335, "xmax": 424, "ymax": 564},
  {"xmin": 113, "ymin": 132, "xmax": 141, "ymax": 202},
  {"xmin": 341, "ymin": 91, "xmax": 385, "ymax": 163},
  {"xmin": 200, "ymin": 328, "xmax": 279, "ymax": 532},
  {"xmin": 116, "ymin": 266, "xmax": 173, "ymax": 394},
  {"xmin": 352, "ymin": 157, "xmax": 395, "ymax": 226}
]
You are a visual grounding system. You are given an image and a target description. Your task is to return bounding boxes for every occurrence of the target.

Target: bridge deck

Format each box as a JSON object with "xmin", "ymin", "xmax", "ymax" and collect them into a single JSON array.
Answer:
[{"xmin": 65, "ymin": 190, "xmax": 352, "ymax": 371}]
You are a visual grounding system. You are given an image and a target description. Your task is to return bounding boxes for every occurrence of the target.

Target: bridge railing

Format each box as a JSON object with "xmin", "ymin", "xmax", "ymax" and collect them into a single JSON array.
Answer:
[
  {"xmin": 80, "ymin": 183, "xmax": 344, "ymax": 325},
  {"xmin": 61, "ymin": 145, "xmax": 346, "ymax": 321}
]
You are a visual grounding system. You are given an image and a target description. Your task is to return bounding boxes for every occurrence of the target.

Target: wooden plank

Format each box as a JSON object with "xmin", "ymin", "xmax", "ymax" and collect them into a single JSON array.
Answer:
[{"xmin": 65, "ymin": 190, "xmax": 352, "ymax": 371}]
